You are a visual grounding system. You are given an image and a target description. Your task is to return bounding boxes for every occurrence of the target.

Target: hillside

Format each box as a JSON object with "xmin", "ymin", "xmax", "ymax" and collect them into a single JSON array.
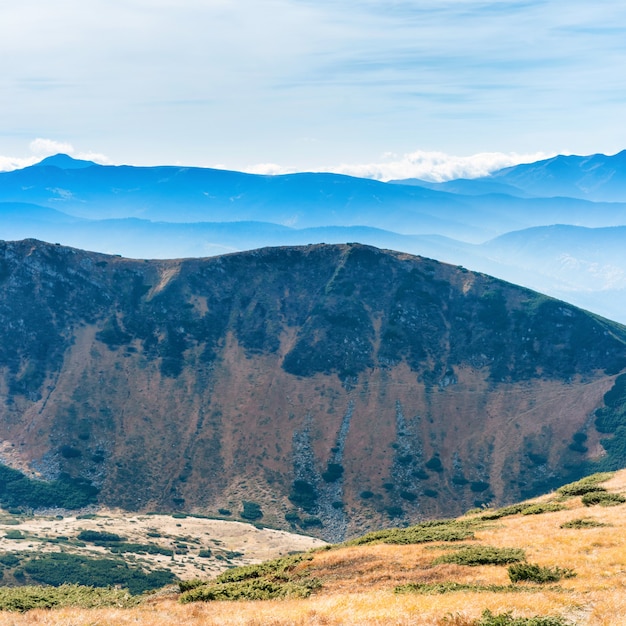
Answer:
[
  {"xmin": 1, "ymin": 470, "xmax": 625, "ymax": 624},
  {"xmin": 1, "ymin": 240, "xmax": 626, "ymax": 541}
]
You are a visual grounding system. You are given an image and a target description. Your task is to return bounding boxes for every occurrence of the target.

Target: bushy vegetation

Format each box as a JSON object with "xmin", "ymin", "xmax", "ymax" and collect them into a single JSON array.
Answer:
[
  {"xmin": 581, "ymin": 491, "xmax": 626, "ymax": 507},
  {"xmin": 344, "ymin": 518, "xmax": 478, "ymax": 547},
  {"xmin": 0, "ymin": 463, "xmax": 98, "ymax": 510},
  {"xmin": 179, "ymin": 577, "xmax": 320, "ymax": 603},
  {"xmin": 479, "ymin": 501, "xmax": 564, "ymax": 521},
  {"xmin": 239, "ymin": 501, "xmax": 263, "ymax": 521},
  {"xmin": 556, "ymin": 472, "xmax": 613, "ymax": 497},
  {"xmin": 520, "ymin": 503, "xmax": 565, "ymax": 515},
  {"xmin": 434, "ymin": 545, "xmax": 526, "ymax": 567},
  {"xmin": 508, "ymin": 563, "xmax": 576, "ymax": 584},
  {"xmin": 472, "ymin": 609, "xmax": 572, "ymax": 626},
  {"xmin": 288, "ymin": 480, "xmax": 318, "ymax": 512},
  {"xmin": 22, "ymin": 553, "xmax": 176, "ymax": 595},
  {"xmin": 0, "ymin": 584, "xmax": 138, "ymax": 613},
  {"xmin": 395, "ymin": 582, "xmax": 545, "ymax": 595},
  {"xmin": 179, "ymin": 553, "xmax": 319, "ymax": 603},
  {"xmin": 560, "ymin": 517, "xmax": 607, "ymax": 529},
  {"xmin": 77, "ymin": 530, "xmax": 123, "ymax": 543}
]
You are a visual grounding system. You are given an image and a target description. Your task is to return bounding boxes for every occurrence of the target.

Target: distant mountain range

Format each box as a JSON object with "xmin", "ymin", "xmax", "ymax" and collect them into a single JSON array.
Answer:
[{"xmin": 1, "ymin": 151, "xmax": 625, "ymax": 323}]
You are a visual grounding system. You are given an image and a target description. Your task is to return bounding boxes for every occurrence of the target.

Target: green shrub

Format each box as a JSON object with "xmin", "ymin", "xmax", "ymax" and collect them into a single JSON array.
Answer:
[
  {"xmin": 508, "ymin": 563, "xmax": 576, "ymax": 583},
  {"xmin": 480, "ymin": 504, "xmax": 527, "ymax": 520},
  {"xmin": 520, "ymin": 503, "xmax": 565, "ymax": 515},
  {"xmin": 240, "ymin": 501, "xmax": 263, "ymax": 521},
  {"xmin": 474, "ymin": 609, "xmax": 572, "ymax": 625},
  {"xmin": 434, "ymin": 545, "xmax": 525, "ymax": 567},
  {"xmin": 77, "ymin": 530, "xmax": 123, "ymax": 543},
  {"xmin": 23, "ymin": 553, "xmax": 176, "ymax": 595},
  {"xmin": 0, "ymin": 584, "xmax": 138, "ymax": 613},
  {"xmin": 560, "ymin": 518, "xmax": 607, "ymax": 529},
  {"xmin": 218, "ymin": 508, "xmax": 232, "ymax": 516},
  {"xmin": 321, "ymin": 463, "xmax": 344, "ymax": 483},
  {"xmin": 179, "ymin": 552, "xmax": 319, "ymax": 604},
  {"xmin": 556, "ymin": 473, "xmax": 613, "ymax": 497},
  {"xmin": 4, "ymin": 530, "xmax": 24, "ymax": 540},
  {"xmin": 107, "ymin": 543, "xmax": 174, "ymax": 557},
  {"xmin": 345, "ymin": 519, "xmax": 477, "ymax": 547},
  {"xmin": 299, "ymin": 516, "xmax": 323, "ymax": 529},
  {"xmin": 0, "ymin": 463, "xmax": 98, "ymax": 510},
  {"xmin": 179, "ymin": 577, "xmax": 320, "ymax": 603},
  {"xmin": 0, "ymin": 554, "xmax": 21, "ymax": 567},
  {"xmin": 215, "ymin": 553, "xmax": 309, "ymax": 584},
  {"xmin": 178, "ymin": 579, "xmax": 205, "ymax": 592},
  {"xmin": 288, "ymin": 480, "xmax": 317, "ymax": 512},
  {"xmin": 581, "ymin": 491, "xmax": 626, "ymax": 507},
  {"xmin": 395, "ymin": 582, "xmax": 542, "ymax": 595}
]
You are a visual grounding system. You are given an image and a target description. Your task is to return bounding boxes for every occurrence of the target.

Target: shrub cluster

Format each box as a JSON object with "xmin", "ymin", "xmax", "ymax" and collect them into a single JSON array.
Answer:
[
  {"xmin": 345, "ymin": 519, "xmax": 477, "ymax": 547},
  {"xmin": 474, "ymin": 609, "xmax": 572, "ymax": 625},
  {"xmin": 556, "ymin": 473, "xmax": 613, "ymax": 497},
  {"xmin": 0, "ymin": 584, "xmax": 138, "ymax": 613},
  {"xmin": 508, "ymin": 563, "xmax": 576, "ymax": 584},
  {"xmin": 434, "ymin": 545, "xmax": 525, "ymax": 567},
  {"xmin": 560, "ymin": 518, "xmax": 607, "ymax": 529},
  {"xmin": 22, "ymin": 553, "xmax": 176, "ymax": 595},
  {"xmin": 581, "ymin": 491, "xmax": 626, "ymax": 507},
  {"xmin": 178, "ymin": 553, "xmax": 319, "ymax": 604}
]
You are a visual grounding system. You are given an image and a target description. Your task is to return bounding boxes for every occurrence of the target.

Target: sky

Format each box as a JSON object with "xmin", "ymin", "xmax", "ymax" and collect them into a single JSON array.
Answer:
[{"xmin": 1, "ymin": 0, "xmax": 626, "ymax": 181}]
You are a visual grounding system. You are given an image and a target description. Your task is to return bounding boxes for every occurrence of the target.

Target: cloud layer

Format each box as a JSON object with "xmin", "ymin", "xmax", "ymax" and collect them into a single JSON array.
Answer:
[
  {"xmin": 1, "ymin": 1, "xmax": 625, "ymax": 168},
  {"xmin": 245, "ymin": 150, "xmax": 552, "ymax": 182}
]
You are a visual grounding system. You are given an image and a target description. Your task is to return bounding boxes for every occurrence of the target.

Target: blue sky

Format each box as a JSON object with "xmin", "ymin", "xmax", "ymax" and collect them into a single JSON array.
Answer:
[{"xmin": 1, "ymin": 0, "xmax": 626, "ymax": 180}]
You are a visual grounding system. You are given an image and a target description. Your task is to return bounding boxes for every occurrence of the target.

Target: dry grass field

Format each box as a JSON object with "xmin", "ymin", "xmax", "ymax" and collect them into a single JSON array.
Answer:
[{"xmin": 1, "ymin": 471, "xmax": 626, "ymax": 624}]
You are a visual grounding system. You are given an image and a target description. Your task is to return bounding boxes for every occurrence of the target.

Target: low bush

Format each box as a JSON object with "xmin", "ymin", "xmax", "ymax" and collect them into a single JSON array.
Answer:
[
  {"xmin": 23, "ymin": 553, "xmax": 176, "ymax": 595},
  {"xmin": 345, "ymin": 519, "xmax": 477, "ymax": 547},
  {"xmin": 395, "ymin": 582, "xmax": 544, "ymax": 595},
  {"xmin": 520, "ymin": 503, "xmax": 565, "ymax": 515},
  {"xmin": 77, "ymin": 530, "xmax": 123, "ymax": 543},
  {"xmin": 480, "ymin": 504, "xmax": 527, "ymax": 520},
  {"xmin": 508, "ymin": 563, "xmax": 576, "ymax": 583},
  {"xmin": 4, "ymin": 530, "xmax": 24, "ymax": 540},
  {"xmin": 179, "ymin": 577, "xmax": 320, "ymax": 603},
  {"xmin": 581, "ymin": 491, "xmax": 626, "ymax": 507},
  {"xmin": 473, "ymin": 609, "xmax": 572, "ymax": 625},
  {"xmin": 560, "ymin": 518, "xmax": 607, "ymax": 529},
  {"xmin": 0, "ymin": 584, "xmax": 138, "ymax": 613},
  {"xmin": 107, "ymin": 543, "xmax": 174, "ymax": 557},
  {"xmin": 556, "ymin": 473, "xmax": 613, "ymax": 497},
  {"xmin": 240, "ymin": 501, "xmax": 263, "ymax": 521},
  {"xmin": 179, "ymin": 552, "xmax": 319, "ymax": 603},
  {"xmin": 434, "ymin": 545, "xmax": 525, "ymax": 567}
]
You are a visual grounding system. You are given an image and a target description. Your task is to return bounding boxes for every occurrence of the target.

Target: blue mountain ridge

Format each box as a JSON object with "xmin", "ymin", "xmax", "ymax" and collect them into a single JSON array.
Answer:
[{"xmin": 1, "ymin": 152, "xmax": 625, "ymax": 323}]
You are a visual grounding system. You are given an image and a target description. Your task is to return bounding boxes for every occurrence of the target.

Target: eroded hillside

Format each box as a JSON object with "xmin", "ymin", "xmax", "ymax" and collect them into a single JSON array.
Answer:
[{"xmin": 1, "ymin": 239, "xmax": 626, "ymax": 540}]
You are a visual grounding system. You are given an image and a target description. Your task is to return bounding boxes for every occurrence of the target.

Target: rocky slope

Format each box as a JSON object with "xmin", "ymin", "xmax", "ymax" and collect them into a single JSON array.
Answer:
[{"xmin": 1, "ymin": 239, "xmax": 626, "ymax": 541}]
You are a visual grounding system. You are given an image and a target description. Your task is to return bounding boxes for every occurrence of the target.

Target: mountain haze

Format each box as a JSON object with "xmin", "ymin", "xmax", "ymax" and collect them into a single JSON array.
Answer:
[
  {"xmin": 2, "ymin": 152, "xmax": 626, "ymax": 325},
  {"xmin": 2, "ymin": 240, "xmax": 626, "ymax": 541}
]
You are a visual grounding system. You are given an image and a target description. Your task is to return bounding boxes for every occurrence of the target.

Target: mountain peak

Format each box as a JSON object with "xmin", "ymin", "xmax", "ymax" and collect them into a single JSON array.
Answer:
[{"xmin": 34, "ymin": 153, "xmax": 96, "ymax": 170}]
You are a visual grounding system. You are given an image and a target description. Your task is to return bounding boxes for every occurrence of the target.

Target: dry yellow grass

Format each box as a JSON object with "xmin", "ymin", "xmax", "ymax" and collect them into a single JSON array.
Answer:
[{"xmin": 2, "ymin": 471, "xmax": 626, "ymax": 624}]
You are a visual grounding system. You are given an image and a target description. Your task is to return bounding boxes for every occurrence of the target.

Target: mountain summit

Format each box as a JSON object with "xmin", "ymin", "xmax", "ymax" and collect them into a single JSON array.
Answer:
[{"xmin": 34, "ymin": 153, "xmax": 97, "ymax": 170}]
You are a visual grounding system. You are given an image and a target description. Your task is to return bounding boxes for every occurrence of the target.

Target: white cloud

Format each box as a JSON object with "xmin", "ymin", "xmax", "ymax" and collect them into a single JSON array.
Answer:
[
  {"xmin": 240, "ymin": 150, "xmax": 555, "ymax": 182},
  {"xmin": 29, "ymin": 138, "xmax": 75, "ymax": 156}
]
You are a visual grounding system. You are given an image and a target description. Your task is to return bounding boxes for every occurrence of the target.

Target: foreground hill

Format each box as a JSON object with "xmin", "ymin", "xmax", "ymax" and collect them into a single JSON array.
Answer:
[
  {"xmin": 1, "ymin": 470, "xmax": 625, "ymax": 624},
  {"xmin": 1, "ymin": 240, "xmax": 626, "ymax": 541}
]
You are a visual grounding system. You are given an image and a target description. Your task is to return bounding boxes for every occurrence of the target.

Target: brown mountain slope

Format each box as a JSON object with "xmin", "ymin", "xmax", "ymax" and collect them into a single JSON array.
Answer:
[{"xmin": 1, "ymin": 239, "xmax": 626, "ymax": 541}]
